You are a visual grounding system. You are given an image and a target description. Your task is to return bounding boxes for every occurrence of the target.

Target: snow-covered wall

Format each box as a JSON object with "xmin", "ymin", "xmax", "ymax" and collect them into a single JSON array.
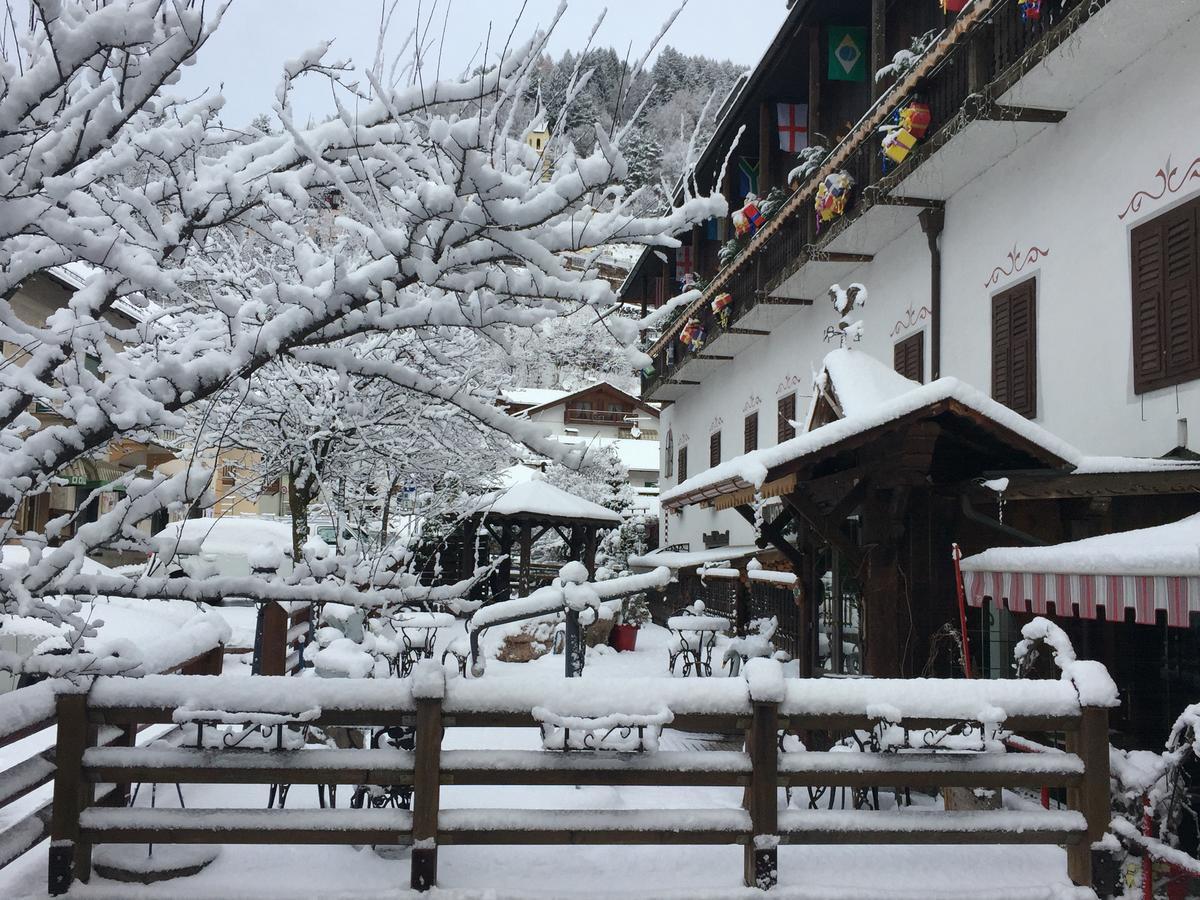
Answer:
[{"xmin": 660, "ymin": 5, "xmax": 1200, "ymax": 550}]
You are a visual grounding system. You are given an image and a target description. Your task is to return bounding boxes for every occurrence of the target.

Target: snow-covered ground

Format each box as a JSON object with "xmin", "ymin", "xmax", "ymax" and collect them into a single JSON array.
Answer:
[{"xmin": 0, "ymin": 624, "xmax": 1093, "ymax": 899}]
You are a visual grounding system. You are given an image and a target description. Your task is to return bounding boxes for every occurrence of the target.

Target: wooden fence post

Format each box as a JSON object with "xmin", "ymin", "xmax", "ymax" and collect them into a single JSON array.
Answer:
[
  {"xmin": 745, "ymin": 701, "xmax": 779, "ymax": 890},
  {"xmin": 48, "ymin": 691, "xmax": 90, "ymax": 895},
  {"xmin": 410, "ymin": 695, "xmax": 443, "ymax": 891},
  {"xmin": 1066, "ymin": 706, "xmax": 1110, "ymax": 888}
]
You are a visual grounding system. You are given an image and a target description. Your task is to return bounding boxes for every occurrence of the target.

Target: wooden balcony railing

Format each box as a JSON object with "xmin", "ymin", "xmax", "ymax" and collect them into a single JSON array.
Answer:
[{"xmin": 641, "ymin": 0, "xmax": 1108, "ymax": 399}]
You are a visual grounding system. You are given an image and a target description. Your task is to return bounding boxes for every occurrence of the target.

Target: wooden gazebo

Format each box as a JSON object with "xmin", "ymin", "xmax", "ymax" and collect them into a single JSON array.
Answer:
[{"xmin": 466, "ymin": 480, "xmax": 623, "ymax": 604}]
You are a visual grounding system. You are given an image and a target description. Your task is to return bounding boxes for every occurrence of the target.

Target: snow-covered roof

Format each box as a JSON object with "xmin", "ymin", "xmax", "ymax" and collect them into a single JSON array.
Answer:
[
  {"xmin": 556, "ymin": 436, "xmax": 659, "ymax": 473},
  {"xmin": 516, "ymin": 381, "xmax": 659, "ymax": 419},
  {"xmin": 960, "ymin": 512, "xmax": 1200, "ymax": 577},
  {"xmin": 45, "ymin": 262, "xmax": 148, "ymax": 323},
  {"xmin": 628, "ymin": 544, "xmax": 760, "ymax": 571},
  {"xmin": 472, "ymin": 480, "xmax": 623, "ymax": 525},
  {"xmin": 501, "ymin": 387, "xmax": 571, "ymax": 408},
  {"xmin": 662, "ymin": 349, "xmax": 1079, "ymax": 510}
]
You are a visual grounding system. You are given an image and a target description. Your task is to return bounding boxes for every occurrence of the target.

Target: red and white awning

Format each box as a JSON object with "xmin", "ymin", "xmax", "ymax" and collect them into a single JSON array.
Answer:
[{"xmin": 962, "ymin": 569, "xmax": 1200, "ymax": 628}]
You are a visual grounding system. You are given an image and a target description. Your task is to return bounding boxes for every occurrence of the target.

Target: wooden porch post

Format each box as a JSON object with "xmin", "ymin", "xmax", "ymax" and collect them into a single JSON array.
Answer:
[
  {"xmin": 582, "ymin": 525, "xmax": 598, "ymax": 579},
  {"xmin": 807, "ymin": 27, "xmax": 822, "ymax": 147},
  {"xmin": 1066, "ymin": 706, "xmax": 1111, "ymax": 889},
  {"xmin": 861, "ymin": 489, "xmax": 903, "ymax": 677},
  {"xmin": 254, "ymin": 601, "xmax": 288, "ymax": 676},
  {"xmin": 498, "ymin": 524, "xmax": 515, "ymax": 603},
  {"xmin": 758, "ymin": 102, "xmax": 774, "ymax": 194},
  {"xmin": 519, "ymin": 524, "xmax": 532, "ymax": 597}
]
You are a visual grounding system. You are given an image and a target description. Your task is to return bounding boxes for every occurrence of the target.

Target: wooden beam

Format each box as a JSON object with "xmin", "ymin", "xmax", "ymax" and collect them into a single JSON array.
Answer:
[
  {"xmin": 781, "ymin": 491, "xmax": 861, "ymax": 568},
  {"xmin": 870, "ymin": 0, "xmax": 887, "ymax": 102},
  {"xmin": 728, "ymin": 328, "xmax": 770, "ymax": 336},
  {"xmin": 666, "ymin": 379, "xmax": 701, "ymax": 385},
  {"xmin": 983, "ymin": 104, "xmax": 1067, "ymax": 124},
  {"xmin": 805, "ymin": 250, "xmax": 874, "ymax": 264},
  {"xmin": 733, "ymin": 505, "xmax": 806, "ymax": 574},
  {"xmin": 807, "ymin": 26, "xmax": 822, "ymax": 145},
  {"xmin": 759, "ymin": 101, "xmax": 774, "ymax": 192},
  {"xmin": 758, "ymin": 297, "xmax": 814, "ymax": 306},
  {"xmin": 870, "ymin": 194, "xmax": 946, "ymax": 208},
  {"xmin": 697, "ymin": 354, "xmax": 735, "ymax": 361}
]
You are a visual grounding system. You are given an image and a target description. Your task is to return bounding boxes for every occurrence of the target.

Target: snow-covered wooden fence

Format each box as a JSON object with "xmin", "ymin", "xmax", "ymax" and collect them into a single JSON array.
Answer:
[
  {"xmin": 0, "ymin": 625, "xmax": 225, "ymax": 874},
  {"xmin": 46, "ymin": 661, "xmax": 1114, "ymax": 893}
]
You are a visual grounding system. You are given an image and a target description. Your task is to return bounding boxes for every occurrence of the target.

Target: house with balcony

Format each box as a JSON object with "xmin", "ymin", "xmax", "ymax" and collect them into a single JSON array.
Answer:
[
  {"xmin": 621, "ymin": 0, "xmax": 1200, "ymax": 747},
  {"xmin": 502, "ymin": 382, "xmax": 662, "ymax": 517}
]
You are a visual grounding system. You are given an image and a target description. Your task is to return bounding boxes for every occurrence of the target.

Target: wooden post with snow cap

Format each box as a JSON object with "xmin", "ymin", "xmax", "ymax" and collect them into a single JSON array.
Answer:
[
  {"xmin": 410, "ymin": 660, "xmax": 445, "ymax": 891},
  {"xmin": 743, "ymin": 658, "xmax": 782, "ymax": 889},
  {"xmin": 48, "ymin": 691, "xmax": 90, "ymax": 895},
  {"xmin": 1065, "ymin": 661, "xmax": 1116, "ymax": 890}
]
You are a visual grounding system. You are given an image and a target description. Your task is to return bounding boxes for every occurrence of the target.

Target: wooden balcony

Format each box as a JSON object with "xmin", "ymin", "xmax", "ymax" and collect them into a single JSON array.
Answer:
[
  {"xmin": 564, "ymin": 407, "xmax": 634, "ymax": 427},
  {"xmin": 641, "ymin": 0, "xmax": 1122, "ymax": 402}
]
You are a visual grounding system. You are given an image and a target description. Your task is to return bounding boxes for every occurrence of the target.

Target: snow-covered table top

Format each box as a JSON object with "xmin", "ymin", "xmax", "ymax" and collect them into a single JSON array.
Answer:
[
  {"xmin": 394, "ymin": 612, "xmax": 456, "ymax": 629},
  {"xmin": 667, "ymin": 615, "xmax": 731, "ymax": 632}
]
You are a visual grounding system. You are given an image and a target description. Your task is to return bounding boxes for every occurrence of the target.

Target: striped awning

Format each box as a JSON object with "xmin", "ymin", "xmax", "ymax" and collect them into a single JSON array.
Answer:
[{"xmin": 962, "ymin": 569, "xmax": 1200, "ymax": 628}]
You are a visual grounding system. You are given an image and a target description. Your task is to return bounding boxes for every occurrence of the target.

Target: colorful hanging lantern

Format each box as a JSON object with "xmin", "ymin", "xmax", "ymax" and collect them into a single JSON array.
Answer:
[
  {"xmin": 815, "ymin": 171, "xmax": 854, "ymax": 227},
  {"xmin": 941, "ymin": 0, "xmax": 969, "ymax": 12},
  {"xmin": 733, "ymin": 200, "xmax": 765, "ymax": 238},
  {"xmin": 882, "ymin": 128, "xmax": 917, "ymax": 165},
  {"xmin": 1018, "ymin": 0, "xmax": 1041, "ymax": 21},
  {"xmin": 711, "ymin": 292, "xmax": 733, "ymax": 328},
  {"xmin": 900, "ymin": 101, "xmax": 932, "ymax": 140}
]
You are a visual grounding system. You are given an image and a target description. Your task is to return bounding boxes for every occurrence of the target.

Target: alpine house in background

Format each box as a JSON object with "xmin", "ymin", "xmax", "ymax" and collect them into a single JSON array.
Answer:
[{"xmin": 622, "ymin": 0, "xmax": 1200, "ymax": 748}]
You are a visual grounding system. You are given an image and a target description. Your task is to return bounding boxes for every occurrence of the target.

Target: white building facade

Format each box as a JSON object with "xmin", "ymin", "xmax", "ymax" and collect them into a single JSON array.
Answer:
[{"xmin": 638, "ymin": 0, "xmax": 1200, "ymax": 552}]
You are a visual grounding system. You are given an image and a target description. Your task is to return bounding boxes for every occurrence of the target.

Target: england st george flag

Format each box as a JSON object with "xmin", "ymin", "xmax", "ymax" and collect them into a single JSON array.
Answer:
[
  {"xmin": 776, "ymin": 103, "xmax": 808, "ymax": 153},
  {"xmin": 828, "ymin": 26, "xmax": 867, "ymax": 81}
]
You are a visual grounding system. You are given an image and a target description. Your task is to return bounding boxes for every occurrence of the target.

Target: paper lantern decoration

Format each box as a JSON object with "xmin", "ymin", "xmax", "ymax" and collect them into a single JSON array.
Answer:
[
  {"xmin": 733, "ymin": 201, "xmax": 765, "ymax": 238},
  {"xmin": 711, "ymin": 292, "xmax": 733, "ymax": 328},
  {"xmin": 882, "ymin": 128, "xmax": 917, "ymax": 165},
  {"xmin": 941, "ymin": 0, "xmax": 969, "ymax": 11},
  {"xmin": 815, "ymin": 171, "xmax": 854, "ymax": 227},
  {"xmin": 1018, "ymin": 0, "xmax": 1041, "ymax": 21},
  {"xmin": 900, "ymin": 102, "xmax": 932, "ymax": 140}
]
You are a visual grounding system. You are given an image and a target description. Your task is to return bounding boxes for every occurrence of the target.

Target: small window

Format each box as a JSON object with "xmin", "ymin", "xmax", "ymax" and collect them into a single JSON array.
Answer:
[
  {"xmin": 678, "ymin": 446, "xmax": 688, "ymax": 482},
  {"xmin": 992, "ymin": 278, "xmax": 1037, "ymax": 418},
  {"xmin": 777, "ymin": 394, "xmax": 796, "ymax": 442},
  {"xmin": 709, "ymin": 431, "xmax": 721, "ymax": 468},
  {"xmin": 664, "ymin": 430, "xmax": 674, "ymax": 478},
  {"xmin": 744, "ymin": 412, "xmax": 758, "ymax": 452},
  {"xmin": 1132, "ymin": 195, "xmax": 1200, "ymax": 393},
  {"xmin": 894, "ymin": 333, "xmax": 925, "ymax": 383}
]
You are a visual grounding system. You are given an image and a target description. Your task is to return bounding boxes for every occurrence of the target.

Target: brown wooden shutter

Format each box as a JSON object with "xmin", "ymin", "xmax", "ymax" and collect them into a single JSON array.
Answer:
[
  {"xmin": 893, "ymin": 333, "xmax": 924, "ymax": 383},
  {"xmin": 709, "ymin": 431, "xmax": 721, "ymax": 468},
  {"xmin": 678, "ymin": 446, "xmax": 688, "ymax": 482},
  {"xmin": 1132, "ymin": 197, "xmax": 1200, "ymax": 393},
  {"xmin": 777, "ymin": 394, "xmax": 796, "ymax": 442},
  {"xmin": 744, "ymin": 412, "xmax": 758, "ymax": 452},
  {"xmin": 992, "ymin": 278, "xmax": 1037, "ymax": 418}
]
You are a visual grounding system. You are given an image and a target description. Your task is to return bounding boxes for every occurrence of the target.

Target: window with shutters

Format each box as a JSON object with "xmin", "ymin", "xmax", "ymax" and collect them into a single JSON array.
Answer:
[
  {"xmin": 777, "ymin": 393, "xmax": 796, "ymax": 442},
  {"xmin": 744, "ymin": 412, "xmax": 758, "ymax": 452},
  {"xmin": 677, "ymin": 446, "xmax": 688, "ymax": 482},
  {"xmin": 1131, "ymin": 196, "xmax": 1200, "ymax": 394},
  {"xmin": 893, "ymin": 332, "xmax": 925, "ymax": 383},
  {"xmin": 709, "ymin": 431, "xmax": 721, "ymax": 468},
  {"xmin": 991, "ymin": 278, "xmax": 1038, "ymax": 418},
  {"xmin": 664, "ymin": 430, "xmax": 673, "ymax": 478}
]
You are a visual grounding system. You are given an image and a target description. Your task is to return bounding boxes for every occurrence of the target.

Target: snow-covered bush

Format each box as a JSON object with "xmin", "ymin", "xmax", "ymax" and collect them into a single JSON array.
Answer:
[{"xmin": 0, "ymin": 2, "xmax": 723, "ymax": 674}]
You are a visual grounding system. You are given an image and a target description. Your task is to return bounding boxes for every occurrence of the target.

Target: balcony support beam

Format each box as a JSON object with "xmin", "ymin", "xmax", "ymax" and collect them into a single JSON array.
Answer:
[
  {"xmin": 982, "ymin": 103, "xmax": 1067, "ymax": 124},
  {"xmin": 729, "ymin": 328, "xmax": 770, "ymax": 336},
  {"xmin": 759, "ymin": 297, "xmax": 814, "ymax": 306},
  {"xmin": 802, "ymin": 250, "xmax": 874, "ymax": 264},
  {"xmin": 697, "ymin": 354, "xmax": 735, "ymax": 361}
]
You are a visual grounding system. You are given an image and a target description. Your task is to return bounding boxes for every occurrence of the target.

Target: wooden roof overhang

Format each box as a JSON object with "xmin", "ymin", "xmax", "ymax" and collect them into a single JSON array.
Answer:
[
  {"xmin": 662, "ymin": 397, "xmax": 1074, "ymax": 514},
  {"xmin": 477, "ymin": 509, "xmax": 620, "ymax": 530},
  {"xmin": 968, "ymin": 467, "xmax": 1200, "ymax": 502}
]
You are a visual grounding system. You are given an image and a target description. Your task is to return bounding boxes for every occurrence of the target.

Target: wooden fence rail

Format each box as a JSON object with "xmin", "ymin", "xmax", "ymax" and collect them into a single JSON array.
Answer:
[
  {"xmin": 0, "ymin": 640, "xmax": 224, "ymax": 875},
  {"xmin": 46, "ymin": 666, "xmax": 1112, "ymax": 894}
]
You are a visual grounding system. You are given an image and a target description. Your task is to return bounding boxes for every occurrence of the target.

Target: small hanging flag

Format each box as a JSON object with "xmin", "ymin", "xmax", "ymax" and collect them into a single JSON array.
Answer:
[
  {"xmin": 679, "ymin": 243, "xmax": 693, "ymax": 276},
  {"xmin": 828, "ymin": 26, "xmax": 867, "ymax": 82},
  {"xmin": 776, "ymin": 103, "xmax": 809, "ymax": 153},
  {"xmin": 736, "ymin": 157, "xmax": 760, "ymax": 201}
]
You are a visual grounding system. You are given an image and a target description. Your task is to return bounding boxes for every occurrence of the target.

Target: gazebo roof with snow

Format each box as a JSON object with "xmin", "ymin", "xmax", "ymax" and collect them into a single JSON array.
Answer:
[
  {"xmin": 960, "ymin": 513, "xmax": 1200, "ymax": 628},
  {"xmin": 470, "ymin": 480, "xmax": 622, "ymax": 528}
]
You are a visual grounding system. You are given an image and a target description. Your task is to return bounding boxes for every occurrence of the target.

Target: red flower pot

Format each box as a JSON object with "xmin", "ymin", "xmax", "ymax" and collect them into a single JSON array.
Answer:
[{"xmin": 610, "ymin": 623, "xmax": 639, "ymax": 652}]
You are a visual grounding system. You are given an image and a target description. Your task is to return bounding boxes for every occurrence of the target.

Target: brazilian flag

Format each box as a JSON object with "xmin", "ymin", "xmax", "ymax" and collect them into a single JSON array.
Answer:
[{"xmin": 828, "ymin": 26, "xmax": 867, "ymax": 82}]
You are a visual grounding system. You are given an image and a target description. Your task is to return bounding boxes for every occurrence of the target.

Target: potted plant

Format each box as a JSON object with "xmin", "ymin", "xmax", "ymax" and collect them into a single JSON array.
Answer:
[{"xmin": 610, "ymin": 592, "xmax": 650, "ymax": 652}]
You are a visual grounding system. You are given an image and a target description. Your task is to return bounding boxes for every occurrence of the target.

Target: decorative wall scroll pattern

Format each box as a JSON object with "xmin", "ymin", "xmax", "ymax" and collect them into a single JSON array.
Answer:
[
  {"xmin": 708, "ymin": 416, "xmax": 725, "ymax": 433},
  {"xmin": 889, "ymin": 304, "xmax": 932, "ymax": 337},
  {"xmin": 742, "ymin": 394, "xmax": 762, "ymax": 412},
  {"xmin": 776, "ymin": 373, "xmax": 804, "ymax": 395},
  {"xmin": 1119, "ymin": 154, "xmax": 1200, "ymax": 220},
  {"xmin": 984, "ymin": 244, "xmax": 1049, "ymax": 289}
]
